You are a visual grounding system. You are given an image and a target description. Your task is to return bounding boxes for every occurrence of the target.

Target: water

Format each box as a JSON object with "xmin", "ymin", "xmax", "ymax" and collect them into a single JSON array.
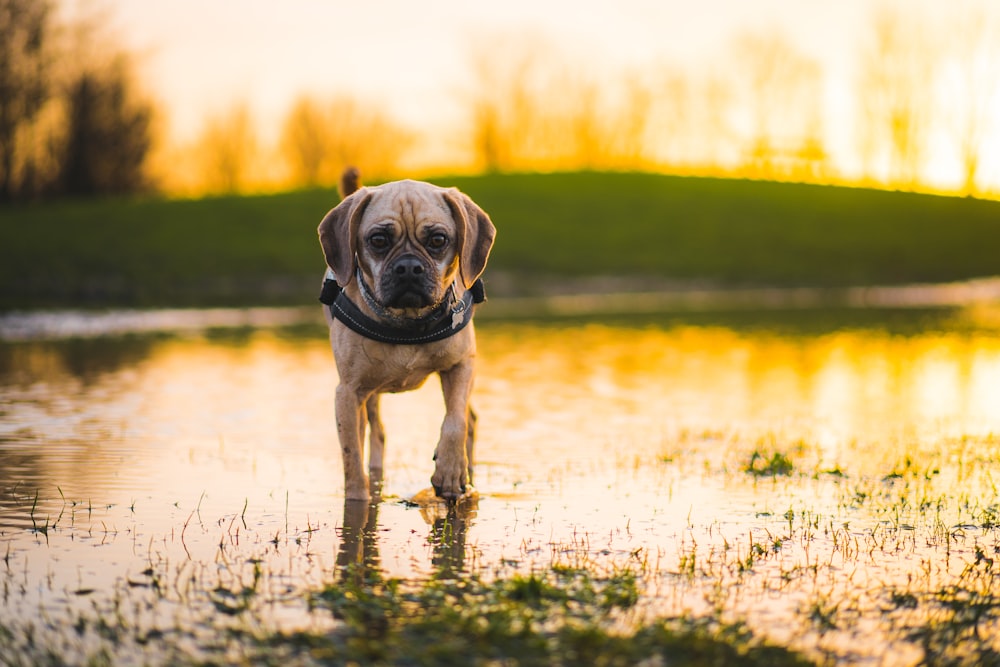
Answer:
[{"xmin": 2, "ymin": 306, "xmax": 1000, "ymax": 663}]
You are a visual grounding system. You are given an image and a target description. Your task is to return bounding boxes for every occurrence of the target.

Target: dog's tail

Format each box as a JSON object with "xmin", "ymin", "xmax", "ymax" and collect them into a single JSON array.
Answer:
[{"xmin": 339, "ymin": 167, "xmax": 361, "ymax": 198}]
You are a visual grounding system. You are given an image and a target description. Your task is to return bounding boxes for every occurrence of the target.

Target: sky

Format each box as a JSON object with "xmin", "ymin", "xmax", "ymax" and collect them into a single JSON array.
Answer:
[
  {"xmin": 70, "ymin": 0, "xmax": 871, "ymax": 139},
  {"xmin": 58, "ymin": 0, "xmax": 1000, "ymax": 191}
]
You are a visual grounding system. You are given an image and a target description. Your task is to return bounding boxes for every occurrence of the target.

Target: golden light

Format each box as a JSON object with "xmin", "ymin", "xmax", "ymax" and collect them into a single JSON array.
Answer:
[{"xmin": 58, "ymin": 0, "xmax": 1000, "ymax": 198}]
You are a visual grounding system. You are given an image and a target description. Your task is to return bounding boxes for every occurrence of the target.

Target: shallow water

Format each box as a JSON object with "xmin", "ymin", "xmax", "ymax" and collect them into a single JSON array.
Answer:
[{"xmin": 2, "ymin": 308, "xmax": 1000, "ymax": 663}]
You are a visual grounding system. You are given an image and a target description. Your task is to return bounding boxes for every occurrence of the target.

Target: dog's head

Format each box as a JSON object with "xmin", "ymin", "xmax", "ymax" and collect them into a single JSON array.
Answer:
[{"xmin": 318, "ymin": 180, "xmax": 496, "ymax": 313}]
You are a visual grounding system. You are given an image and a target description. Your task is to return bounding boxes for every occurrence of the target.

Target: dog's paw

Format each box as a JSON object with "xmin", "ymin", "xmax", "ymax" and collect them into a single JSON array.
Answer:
[
  {"xmin": 431, "ymin": 468, "xmax": 467, "ymax": 501},
  {"xmin": 432, "ymin": 484, "xmax": 467, "ymax": 501}
]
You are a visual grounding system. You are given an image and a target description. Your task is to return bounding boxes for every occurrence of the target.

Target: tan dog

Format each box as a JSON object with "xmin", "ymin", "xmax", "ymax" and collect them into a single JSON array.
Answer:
[{"xmin": 318, "ymin": 174, "xmax": 496, "ymax": 502}]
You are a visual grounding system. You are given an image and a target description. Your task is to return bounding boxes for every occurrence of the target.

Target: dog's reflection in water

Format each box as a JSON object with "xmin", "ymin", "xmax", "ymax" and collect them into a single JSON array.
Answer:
[{"xmin": 336, "ymin": 489, "xmax": 478, "ymax": 581}]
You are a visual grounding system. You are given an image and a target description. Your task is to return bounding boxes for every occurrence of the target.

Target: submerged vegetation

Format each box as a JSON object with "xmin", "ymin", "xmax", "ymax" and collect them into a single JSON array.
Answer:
[
  {"xmin": 743, "ymin": 449, "xmax": 796, "ymax": 477},
  {"xmin": 3, "ymin": 429, "xmax": 1000, "ymax": 665},
  {"xmin": 0, "ymin": 546, "xmax": 814, "ymax": 666},
  {"xmin": 3, "ymin": 313, "xmax": 1000, "ymax": 664},
  {"xmin": 295, "ymin": 567, "xmax": 811, "ymax": 666}
]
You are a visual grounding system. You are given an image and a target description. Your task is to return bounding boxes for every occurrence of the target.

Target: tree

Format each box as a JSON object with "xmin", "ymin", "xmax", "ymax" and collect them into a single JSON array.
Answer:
[
  {"xmin": 857, "ymin": 9, "xmax": 938, "ymax": 187},
  {"xmin": 278, "ymin": 94, "xmax": 413, "ymax": 189},
  {"xmin": 463, "ymin": 34, "xmax": 555, "ymax": 172},
  {"xmin": 0, "ymin": 0, "xmax": 156, "ymax": 200},
  {"xmin": 0, "ymin": 0, "xmax": 54, "ymax": 201},
  {"xmin": 196, "ymin": 102, "xmax": 257, "ymax": 194},
  {"xmin": 943, "ymin": 8, "xmax": 1000, "ymax": 196},
  {"xmin": 615, "ymin": 71, "xmax": 654, "ymax": 169},
  {"xmin": 56, "ymin": 58, "xmax": 155, "ymax": 196},
  {"xmin": 648, "ymin": 67, "xmax": 731, "ymax": 171},
  {"xmin": 565, "ymin": 77, "xmax": 607, "ymax": 169},
  {"xmin": 730, "ymin": 31, "xmax": 825, "ymax": 179},
  {"xmin": 320, "ymin": 96, "xmax": 412, "ymax": 181},
  {"xmin": 281, "ymin": 96, "xmax": 328, "ymax": 187}
]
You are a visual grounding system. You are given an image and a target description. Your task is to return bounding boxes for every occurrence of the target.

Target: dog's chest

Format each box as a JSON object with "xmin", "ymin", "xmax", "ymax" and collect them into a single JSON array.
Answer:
[
  {"xmin": 377, "ymin": 352, "xmax": 437, "ymax": 392},
  {"xmin": 354, "ymin": 341, "xmax": 467, "ymax": 395}
]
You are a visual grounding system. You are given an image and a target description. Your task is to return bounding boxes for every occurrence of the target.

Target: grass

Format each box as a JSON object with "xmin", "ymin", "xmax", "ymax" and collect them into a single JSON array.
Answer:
[
  {"xmin": 0, "ymin": 189, "xmax": 337, "ymax": 308},
  {"xmin": 6, "ymin": 454, "xmax": 999, "ymax": 666},
  {"xmin": 296, "ymin": 567, "xmax": 812, "ymax": 666},
  {"xmin": 2, "ymin": 172, "xmax": 1000, "ymax": 308},
  {"xmin": 4, "ymin": 432, "xmax": 1000, "ymax": 664},
  {"xmin": 743, "ymin": 450, "xmax": 795, "ymax": 477},
  {"xmin": 448, "ymin": 172, "xmax": 1000, "ymax": 287},
  {"xmin": 0, "ymin": 519, "xmax": 815, "ymax": 667}
]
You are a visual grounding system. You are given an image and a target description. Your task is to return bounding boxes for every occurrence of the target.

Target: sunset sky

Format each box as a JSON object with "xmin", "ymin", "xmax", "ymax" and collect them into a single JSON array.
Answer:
[
  {"xmin": 95, "ymin": 0, "xmax": 873, "ymax": 137},
  {"xmin": 59, "ymin": 0, "xmax": 1000, "ymax": 192}
]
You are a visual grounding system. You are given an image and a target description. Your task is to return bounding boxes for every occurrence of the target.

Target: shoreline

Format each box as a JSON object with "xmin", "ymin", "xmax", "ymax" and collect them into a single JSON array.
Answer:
[{"xmin": 2, "ymin": 276, "xmax": 999, "ymax": 341}]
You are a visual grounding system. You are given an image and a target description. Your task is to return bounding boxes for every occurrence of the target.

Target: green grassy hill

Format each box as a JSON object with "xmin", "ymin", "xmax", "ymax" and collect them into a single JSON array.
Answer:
[{"xmin": 1, "ymin": 172, "xmax": 998, "ymax": 309}]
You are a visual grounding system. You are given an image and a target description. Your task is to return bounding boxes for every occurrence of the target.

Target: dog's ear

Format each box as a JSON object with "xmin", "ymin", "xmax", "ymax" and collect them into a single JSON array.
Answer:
[
  {"xmin": 318, "ymin": 188, "xmax": 373, "ymax": 286},
  {"xmin": 443, "ymin": 189, "xmax": 496, "ymax": 289}
]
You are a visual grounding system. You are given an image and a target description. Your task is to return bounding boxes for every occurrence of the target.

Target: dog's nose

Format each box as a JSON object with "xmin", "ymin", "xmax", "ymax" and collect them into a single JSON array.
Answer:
[{"xmin": 393, "ymin": 256, "xmax": 424, "ymax": 277}]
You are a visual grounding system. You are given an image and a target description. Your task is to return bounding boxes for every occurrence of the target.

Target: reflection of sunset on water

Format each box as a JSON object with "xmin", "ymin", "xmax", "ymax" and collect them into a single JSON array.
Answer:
[
  {"xmin": 3, "ymin": 316, "xmax": 1000, "ymax": 661},
  {"xmin": 3, "ymin": 320, "xmax": 999, "ymax": 517}
]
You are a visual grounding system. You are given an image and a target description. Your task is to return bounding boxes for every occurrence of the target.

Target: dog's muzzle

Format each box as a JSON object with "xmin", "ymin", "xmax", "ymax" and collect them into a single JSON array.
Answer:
[{"xmin": 382, "ymin": 254, "xmax": 434, "ymax": 308}]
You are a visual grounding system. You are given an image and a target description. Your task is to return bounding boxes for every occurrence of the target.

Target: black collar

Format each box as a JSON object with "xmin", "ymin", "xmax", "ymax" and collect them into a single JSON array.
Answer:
[{"xmin": 319, "ymin": 273, "xmax": 486, "ymax": 345}]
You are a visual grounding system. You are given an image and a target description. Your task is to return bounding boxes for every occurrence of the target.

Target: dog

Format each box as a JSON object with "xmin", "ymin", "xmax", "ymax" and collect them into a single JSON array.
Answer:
[{"xmin": 318, "ymin": 170, "xmax": 496, "ymax": 502}]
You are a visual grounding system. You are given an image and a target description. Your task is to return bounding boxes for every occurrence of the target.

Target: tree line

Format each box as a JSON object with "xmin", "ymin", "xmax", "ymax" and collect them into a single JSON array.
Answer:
[
  {"xmin": 458, "ymin": 8, "xmax": 999, "ymax": 196},
  {"xmin": 2, "ymin": 1, "xmax": 998, "ymax": 202},
  {"xmin": 0, "ymin": 0, "xmax": 153, "ymax": 201}
]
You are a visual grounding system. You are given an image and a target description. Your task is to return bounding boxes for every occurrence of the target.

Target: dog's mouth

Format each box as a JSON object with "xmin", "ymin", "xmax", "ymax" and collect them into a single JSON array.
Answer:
[
  {"xmin": 379, "ymin": 254, "xmax": 438, "ymax": 310},
  {"xmin": 384, "ymin": 288, "xmax": 433, "ymax": 310}
]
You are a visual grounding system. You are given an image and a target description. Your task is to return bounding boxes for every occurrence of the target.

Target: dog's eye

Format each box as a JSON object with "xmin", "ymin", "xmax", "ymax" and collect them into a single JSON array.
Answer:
[
  {"xmin": 427, "ymin": 233, "xmax": 449, "ymax": 250},
  {"xmin": 368, "ymin": 232, "xmax": 391, "ymax": 250}
]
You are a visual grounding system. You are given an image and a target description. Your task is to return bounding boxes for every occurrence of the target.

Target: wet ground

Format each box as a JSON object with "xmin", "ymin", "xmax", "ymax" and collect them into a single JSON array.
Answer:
[{"xmin": 2, "ymin": 306, "xmax": 1000, "ymax": 664}]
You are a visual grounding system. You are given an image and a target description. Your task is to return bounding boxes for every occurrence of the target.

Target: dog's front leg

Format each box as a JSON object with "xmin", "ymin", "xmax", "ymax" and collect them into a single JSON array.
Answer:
[
  {"xmin": 432, "ymin": 359, "xmax": 474, "ymax": 499},
  {"xmin": 466, "ymin": 406, "xmax": 477, "ymax": 484},
  {"xmin": 366, "ymin": 395, "xmax": 386, "ymax": 494},
  {"xmin": 336, "ymin": 384, "xmax": 370, "ymax": 501}
]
